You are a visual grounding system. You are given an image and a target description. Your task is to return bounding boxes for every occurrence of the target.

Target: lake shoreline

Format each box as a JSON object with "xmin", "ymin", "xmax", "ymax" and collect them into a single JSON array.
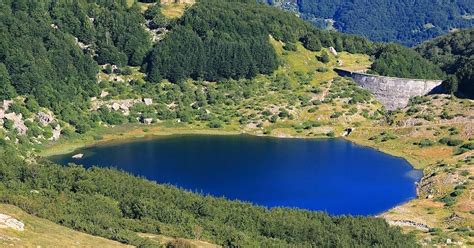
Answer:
[
  {"xmin": 49, "ymin": 132, "xmax": 421, "ymax": 216},
  {"xmin": 40, "ymin": 123, "xmax": 423, "ymax": 171},
  {"xmin": 41, "ymin": 123, "xmax": 427, "ymax": 217}
]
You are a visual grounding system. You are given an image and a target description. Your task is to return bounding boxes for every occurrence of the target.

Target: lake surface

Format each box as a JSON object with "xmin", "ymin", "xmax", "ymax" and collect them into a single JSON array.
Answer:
[{"xmin": 50, "ymin": 135, "xmax": 422, "ymax": 215}]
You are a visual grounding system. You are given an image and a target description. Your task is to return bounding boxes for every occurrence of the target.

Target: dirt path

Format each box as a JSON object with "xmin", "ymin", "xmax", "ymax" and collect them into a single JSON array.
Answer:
[{"xmin": 311, "ymin": 79, "xmax": 333, "ymax": 101}]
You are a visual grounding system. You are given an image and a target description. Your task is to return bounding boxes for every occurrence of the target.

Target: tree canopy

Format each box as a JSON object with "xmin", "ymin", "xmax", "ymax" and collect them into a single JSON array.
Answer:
[
  {"xmin": 286, "ymin": 0, "xmax": 474, "ymax": 46},
  {"xmin": 416, "ymin": 28, "xmax": 474, "ymax": 98}
]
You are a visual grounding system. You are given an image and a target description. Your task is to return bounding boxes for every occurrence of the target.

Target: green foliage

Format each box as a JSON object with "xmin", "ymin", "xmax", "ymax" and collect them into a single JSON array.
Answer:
[
  {"xmin": 291, "ymin": 0, "xmax": 473, "ymax": 46},
  {"xmin": 416, "ymin": 29, "xmax": 474, "ymax": 98},
  {"xmin": 0, "ymin": 1, "xmax": 103, "ymax": 131},
  {"xmin": 0, "ymin": 63, "xmax": 16, "ymax": 101},
  {"xmin": 317, "ymin": 51, "xmax": 330, "ymax": 63},
  {"xmin": 370, "ymin": 44, "xmax": 444, "ymax": 79},
  {"xmin": 0, "ymin": 145, "xmax": 418, "ymax": 247},
  {"xmin": 145, "ymin": 0, "xmax": 304, "ymax": 82},
  {"xmin": 300, "ymin": 33, "xmax": 322, "ymax": 51},
  {"xmin": 283, "ymin": 42, "xmax": 298, "ymax": 51},
  {"xmin": 3, "ymin": 119, "xmax": 13, "ymax": 130},
  {"xmin": 439, "ymin": 138, "xmax": 463, "ymax": 147},
  {"xmin": 414, "ymin": 139, "xmax": 435, "ymax": 148}
]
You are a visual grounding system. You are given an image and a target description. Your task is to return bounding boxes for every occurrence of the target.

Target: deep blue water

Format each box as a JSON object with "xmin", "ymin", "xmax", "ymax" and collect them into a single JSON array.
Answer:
[{"xmin": 50, "ymin": 135, "xmax": 422, "ymax": 216}]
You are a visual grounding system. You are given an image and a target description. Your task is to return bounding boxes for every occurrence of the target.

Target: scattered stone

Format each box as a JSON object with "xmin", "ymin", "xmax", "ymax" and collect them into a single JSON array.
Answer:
[
  {"xmin": 111, "ymin": 103, "xmax": 120, "ymax": 111},
  {"xmin": 50, "ymin": 126, "xmax": 61, "ymax": 141},
  {"xmin": 119, "ymin": 104, "xmax": 129, "ymax": 111},
  {"xmin": 143, "ymin": 98, "xmax": 153, "ymax": 106},
  {"xmin": 0, "ymin": 214, "xmax": 24, "ymax": 231},
  {"xmin": 36, "ymin": 112, "xmax": 54, "ymax": 126},
  {"xmin": 72, "ymin": 153, "xmax": 84, "ymax": 159},
  {"xmin": 113, "ymin": 76, "xmax": 124, "ymax": 82},
  {"xmin": 29, "ymin": 190, "xmax": 39, "ymax": 194},
  {"xmin": 446, "ymin": 239, "xmax": 452, "ymax": 244},
  {"xmin": 100, "ymin": 90, "xmax": 109, "ymax": 98},
  {"xmin": 142, "ymin": 118, "xmax": 153, "ymax": 125},
  {"xmin": 73, "ymin": 37, "xmax": 90, "ymax": 50},
  {"xmin": 329, "ymin": 47, "xmax": 338, "ymax": 56},
  {"xmin": 386, "ymin": 220, "xmax": 430, "ymax": 232},
  {"xmin": 1, "ymin": 100, "xmax": 13, "ymax": 111}
]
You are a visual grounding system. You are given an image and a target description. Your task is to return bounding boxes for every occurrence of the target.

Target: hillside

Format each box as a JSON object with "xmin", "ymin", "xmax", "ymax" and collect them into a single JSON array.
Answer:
[
  {"xmin": 0, "ymin": 204, "xmax": 130, "ymax": 247},
  {"xmin": 0, "ymin": 0, "xmax": 472, "ymax": 247},
  {"xmin": 416, "ymin": 28, "xmax": 474, "ymax": 98},
  {"xmin": 268, "ymin": 0, "xmax": 474, "ymax": 46}
]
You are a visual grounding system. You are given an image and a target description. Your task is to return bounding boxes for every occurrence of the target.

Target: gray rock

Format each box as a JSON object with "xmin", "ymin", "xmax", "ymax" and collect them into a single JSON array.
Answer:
[
  {"xmin": 143, "ymin": 98, "xmax": 153, "ymax": 106},
  {"xmin": 111, "ymin": 103, "xmax": 120, "ymax": 111},
  {"xmin": 143, "ymin": 118, "xmax": 153, "ymax": 125},
  {"xmin": 1, "ymin": 100, "xmax": 13, "ymax": 111},
  {"xmin": 100, "ymin": 90, "xmax": 109, "ymax": 98},
  {"xmin": 0, "ymin": 214, "xmax": 24, "ymax": 231},
  {"xmin": 72, "ymin": 153, "xmax": 84, "ymax": 159},
  {"xmin": 4, "ymin": 113, "xmax": 28, "ymax": 135},
  {"xmin": 36, "ymin": 112, "xmax": 54, "ymax": 126}
]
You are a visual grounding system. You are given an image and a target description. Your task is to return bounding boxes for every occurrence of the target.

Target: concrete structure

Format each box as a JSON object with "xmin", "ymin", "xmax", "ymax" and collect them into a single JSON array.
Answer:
[{"xmin": 335, "ymin": 69, "xmax": 443, "ymax": 110}]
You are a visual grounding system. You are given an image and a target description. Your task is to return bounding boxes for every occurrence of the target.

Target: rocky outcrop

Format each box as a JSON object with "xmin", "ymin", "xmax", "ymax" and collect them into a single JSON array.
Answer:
[
  {"xmin": 4, "ymin": 113, "xmax": 28, "ymax": 135},
  {"xmin": 386, "ymin": 220, "xmax": 430, "ymax": 232},
  {"xmin": 0, "ymin": 214, "xmax": 24, "ymax": 231},
  {"xmin": 335, "ymin": 69, "xmax": 443, "ymax": 110},
  {"xmin": 1, "ymin": 100, "xmax": 13, "ymax": 111},
  {"xmin": 36, "ymin": 112, "xmax": 54, "ymax": 126},
  {"xmin": 91, "ymin": 99, "xmax": 141, "ymax": 116}
]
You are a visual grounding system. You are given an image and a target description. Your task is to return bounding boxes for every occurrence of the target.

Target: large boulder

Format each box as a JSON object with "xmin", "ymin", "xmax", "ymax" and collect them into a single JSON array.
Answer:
[
  {"xmin": 143, "ymin": 98, "xmax": 153, "ymax": 106},
  {"xmin": 0, "ymin": 214, "xmax": 24, "ymax": 231}
]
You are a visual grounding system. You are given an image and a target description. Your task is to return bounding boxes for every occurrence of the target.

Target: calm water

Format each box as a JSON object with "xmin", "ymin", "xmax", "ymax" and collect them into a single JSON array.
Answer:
[{"xmin": 50, "ymin": 135, "xmax": 422, "ymax": 215}]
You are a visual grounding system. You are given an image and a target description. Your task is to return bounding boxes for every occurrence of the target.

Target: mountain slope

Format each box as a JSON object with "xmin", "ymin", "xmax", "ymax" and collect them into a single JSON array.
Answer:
[
  {"xmin": 416, "ymin": 28, "xmax": 474, "ymax": 98},
  {"xmin": 268, "ymin": 0, "xmax": 474, "ymax": 46},
  {"xmin": 0, "ymin": 204, "xmax": 130, "ymax": 247}
]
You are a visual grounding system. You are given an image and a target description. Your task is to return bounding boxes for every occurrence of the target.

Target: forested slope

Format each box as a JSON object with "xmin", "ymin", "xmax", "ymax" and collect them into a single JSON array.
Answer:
[
  {"xmin": 0, "ymin": 0, "xmax": 470, "ymax": 247},
  {"xmin": 0, "ymin": 0, "xmax": 151, "ymax": 133},
  {"xmin": 0, "ymin": 0, "xmax": 444, "ymax": 129},
  {"xmin": 269, "ymin": 0, "xmax": 474, "ymax": 46},
  {"xmin": 416, "ymin": 28, "xmax": 474, "ymax": 98}
]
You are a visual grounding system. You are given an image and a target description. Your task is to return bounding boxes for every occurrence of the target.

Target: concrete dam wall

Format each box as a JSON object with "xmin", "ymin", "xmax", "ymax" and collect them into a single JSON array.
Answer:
[{"xmin": 335, "ymin": 69, "xmax": 443, "ymax": 110}]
